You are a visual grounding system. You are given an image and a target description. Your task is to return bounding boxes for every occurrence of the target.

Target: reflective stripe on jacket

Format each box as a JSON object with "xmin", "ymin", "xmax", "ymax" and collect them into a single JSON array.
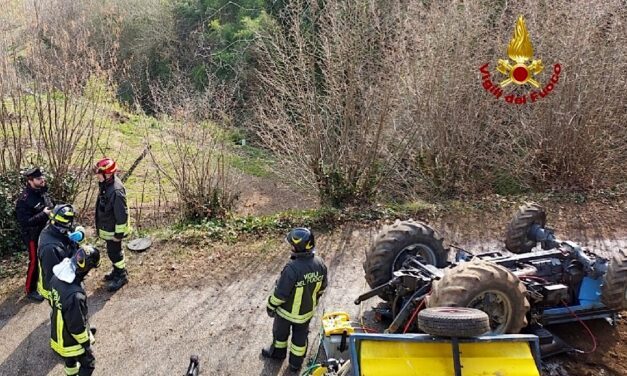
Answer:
[
  {"xmin": 49, "ymin": 276, "xmax": 90, "ymax": 357},
  {"xmin": 95, "ymin": 176, "xmax": 130, "ymax": 240},
  {"xmin": 37, "ymin": 225, "xmax": 75, "ymax": 300},
  {"xmin": 267, "ymin": 252, "xmax": 328, "ymax": 324}
]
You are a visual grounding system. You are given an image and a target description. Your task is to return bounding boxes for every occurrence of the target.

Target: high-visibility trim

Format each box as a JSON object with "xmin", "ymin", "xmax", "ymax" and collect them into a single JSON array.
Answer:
[
  {"xmin": 269, "ymin": 294, "xmax": 285, "ymax": 306},
  {"xmin": 115, "ymin": 223, "xmax": 129, "ymax": 234},
  {"xmin": 54, "ymin": 214, "xmax": 72, "ymax": 223},
  {"xmin": 71, "ymin": 329, "xmax": 89, "ymax": 344},
  {"xmin": 290, "ymin": 342, "xmax": 307, "ymax": 357},
  {"xmin": 312, "ymin": 281, "xmax": 322, "ymax": 308},
  {"xmin": 114, "ymin": 259, "xmax": 126, "ymax": 269},
  {"xmin": 51, "ymin": 313, "xmax": 85, "ymax": 357},
  {"xmin": 50, "ymin": 339, "xmax": 85, "ymax": 357},
  {"xmin": 37, "ymin": 261, "xmax": 50, "ymax": 300},
  {"xmin": 64, "ymin": 364, "xmax": 80, "ymax": 375},
  {"xmin": 274, "ymin": 340, "xmax": 288, "ymax": 349},
  {"xmin": 291, "ymin": 286, "xmax": 304, "ymax": 317},
  {"xmin": 276, "ymin": 307, "xmax": 314, "ymax": 324},
  {"xmin": 98, "ymin": 229, "xmax": 115, "ymax": 240},
  {"xmin": 267, "ymin": 300, "xmax": 277, "ymax": 311}
]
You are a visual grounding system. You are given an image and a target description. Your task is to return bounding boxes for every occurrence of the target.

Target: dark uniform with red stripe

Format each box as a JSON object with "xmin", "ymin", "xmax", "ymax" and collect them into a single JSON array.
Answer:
[
  {"xmin": 15, "ymin": 184, "xmax": 52, "ymax": 295},
  {"xmin": 49, "ymin": 275, "xmax": 95, "ymax": 375},
  {"xmin": 266, "ymin": 252, "xmax": 328, "ymax": 369}
]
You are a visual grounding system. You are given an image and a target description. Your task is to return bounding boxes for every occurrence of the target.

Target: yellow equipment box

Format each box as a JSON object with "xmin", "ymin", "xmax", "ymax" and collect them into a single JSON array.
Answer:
[
  {"xmin": 321, "ymin": 312, "xmax": 356, "ymax": 361},
  {"xmin": 322, "ymin": 312, "xmax": 355, "ymax": 336}
]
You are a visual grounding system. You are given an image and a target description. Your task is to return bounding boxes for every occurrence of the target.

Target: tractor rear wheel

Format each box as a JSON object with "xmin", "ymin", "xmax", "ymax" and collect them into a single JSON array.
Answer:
[
  {"xmin": 601, "ymin": 249, "xmax": 627, "ymax": 311},
  {"xmin": 363, "ymin": 220, "xmax": 449, "ymax": 301},
  {"xmin": 505, "ymin": 202, "xmax": 546, "ymax": 253},
  {"xmin": 427, "ymin": 260, "xmax": 530, "ymax": 334}
]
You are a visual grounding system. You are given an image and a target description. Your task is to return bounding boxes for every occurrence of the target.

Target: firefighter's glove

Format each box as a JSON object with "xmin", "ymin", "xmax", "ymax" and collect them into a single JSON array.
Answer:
[
  {"xmin": 267, "ymin": 307, "xmax": 276, "ymax": 318},
  {"xmin": 89, "ymin": 327, "xmax": 97, "ymax": 345},
  {"xmin": 68, "ymin": 226, "xmax": 85, "ymax": 244}
]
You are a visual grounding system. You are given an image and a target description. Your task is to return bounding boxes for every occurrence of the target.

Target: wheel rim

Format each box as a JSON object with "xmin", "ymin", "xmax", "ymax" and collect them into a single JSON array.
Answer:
[
  {"xmin": 392, "ymin": 244, "xmax": 437, "ymax": 272},
  {"xmin": 468, "ymin": 290, "xmax": 512, "ymax": 333}
]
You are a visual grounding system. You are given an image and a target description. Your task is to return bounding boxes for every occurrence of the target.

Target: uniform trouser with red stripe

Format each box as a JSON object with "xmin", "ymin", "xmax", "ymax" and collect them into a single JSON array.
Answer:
[{"xmin": 24, "ymin": 239, "xmax": 39, "ymax": 294}]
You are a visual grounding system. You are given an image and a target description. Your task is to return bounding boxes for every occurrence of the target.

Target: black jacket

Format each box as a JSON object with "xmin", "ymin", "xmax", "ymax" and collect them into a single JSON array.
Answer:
[
  {"xmin": 49, "ymin": 275, "xmax": 91, "ymax": 357},
  {"xmin": 37, "ymin": 224, "xmax": 76, "ymax": 300},
  {"xmin": 267, "ymin": 252, "xmax": 328, "ymax": 324},
  {"xmin": 95, "ymin": 176, "xmax": 130, "ymax": 240},
  {"xmin": 15, "ymin": 185, "xmax": 53, "ymax": 244}
]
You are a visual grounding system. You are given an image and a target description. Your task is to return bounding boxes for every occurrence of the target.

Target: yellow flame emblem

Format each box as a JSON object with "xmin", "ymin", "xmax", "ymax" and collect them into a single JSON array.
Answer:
[{"xmin": 497, "ymin": 16, "xmax": 544, "ymax": 88}]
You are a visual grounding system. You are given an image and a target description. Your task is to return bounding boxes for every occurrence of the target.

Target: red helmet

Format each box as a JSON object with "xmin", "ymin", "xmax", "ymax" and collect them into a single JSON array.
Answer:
[{"xmin": 94, "ymin": 157, "xmax": 118, "ymax": 174}]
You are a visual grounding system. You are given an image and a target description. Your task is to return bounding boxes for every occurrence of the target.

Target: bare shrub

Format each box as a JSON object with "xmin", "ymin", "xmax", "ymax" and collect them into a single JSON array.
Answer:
[
  {"xmin": 252, "ymin": 0, "xmax": 626, "ymax": 201},
  {"xmin": 252, "ymin": 0, "xmax": 419, "ymax": 207},
  {"xmin": 399, "ymin": 0, "xmax": 627, "ymax": 196},
  {"xmin": 148, "ymin": 73, "xmax": 239, "ymax": 222},
  {"xmin": 0, "ymin": 0, "xmax": 117, "ymax": 206}
]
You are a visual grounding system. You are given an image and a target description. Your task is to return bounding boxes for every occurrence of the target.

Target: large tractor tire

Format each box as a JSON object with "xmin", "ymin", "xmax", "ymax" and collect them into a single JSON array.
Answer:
[
  {"xmin": 363, "ymin": 220, "xmax": 449, "ymax": 301},
  {"xmin": 601, "ymin": 249, "xmax": 627, "ymax": 311},
  {"xmin": 505, "ymin": 202, "xmax": 547, "ymax": 254},
  {"xmin": 427, "ymin": 260, "xmax": 530, "ymax": 334},
  {"xmin": 418, "ymin": 307, "xmax": 490, "ymax": 338}
]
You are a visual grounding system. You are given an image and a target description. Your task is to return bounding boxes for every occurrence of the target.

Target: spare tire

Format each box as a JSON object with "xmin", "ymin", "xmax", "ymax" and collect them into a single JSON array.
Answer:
[
  {"xmin": 427, "ymin": 260, "xmax": 530, "ymax": 334},
  {"xmin": 363, "ymin": 220, "xmax": 449, "ymax": 301},
  {"xmin": 505, "ymin": 202, "xmax": 546, "ymax": 254},
  {"xmin": 601, "ymin": 249, "xmax": 627, "ymax": 311},
  {"xmin": 418, "ymin": 307, "xmax": 490, "ymax": 338}
]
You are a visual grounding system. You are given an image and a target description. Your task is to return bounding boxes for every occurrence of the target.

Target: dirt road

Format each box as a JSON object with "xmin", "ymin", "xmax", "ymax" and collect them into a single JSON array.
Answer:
[{"xmin": 0, "ymin": 205, "xmax": 625, "ymax": 375}]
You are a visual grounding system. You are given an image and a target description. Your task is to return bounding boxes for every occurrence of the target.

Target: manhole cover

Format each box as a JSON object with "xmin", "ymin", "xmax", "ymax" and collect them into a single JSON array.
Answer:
[{"xmin": 127, "ymin": 237, "xmax": 153, "ymax": 252}]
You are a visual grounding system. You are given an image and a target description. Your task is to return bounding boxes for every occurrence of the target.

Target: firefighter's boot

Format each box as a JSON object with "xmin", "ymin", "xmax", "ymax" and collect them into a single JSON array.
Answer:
[
  {"xmin": 103, "ymin": 269, "xmax": 116, "ymax": 281},
  {"xmin": 106, "ymin": 268, "xmax": 128, "ymax": 292},
  {"xmin": 261, "ymin": 346, "xmax": 286, "ymax": 360}
]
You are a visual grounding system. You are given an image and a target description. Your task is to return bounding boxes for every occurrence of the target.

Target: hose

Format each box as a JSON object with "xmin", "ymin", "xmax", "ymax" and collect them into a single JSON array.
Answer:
[{"xmin": 337, "ymin": 360, "xmax": 351, "ymax": 376}]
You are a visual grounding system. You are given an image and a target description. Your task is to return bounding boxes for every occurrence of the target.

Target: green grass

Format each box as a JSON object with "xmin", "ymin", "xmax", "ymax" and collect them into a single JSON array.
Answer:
[
  {"xmin": 228, "ymin": 144, "xmax": 275, "ymax": 178},
  {"xmin": 161, "ymin": 201, "xmax": 436, "ymax": 243}
]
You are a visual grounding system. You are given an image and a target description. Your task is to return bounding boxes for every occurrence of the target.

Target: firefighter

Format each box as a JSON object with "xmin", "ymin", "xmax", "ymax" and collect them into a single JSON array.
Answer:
[
  {"xmin": 15, "ymin": 167, "xmax": 53, "ymax": 301},
  {"xmin": 94, "ymin": 157, "xmax": 130, "ymax": 292},
  {"xmin": 37, "ymin": 204, "xmax": 85, "ymax": 301},
  {"xmin": 262, "ymin": 228, "xmax": 328, "ymax": 372},
  {"xmin": 48, "ymin": 244, "xmax": 100, "ymax": 376}
]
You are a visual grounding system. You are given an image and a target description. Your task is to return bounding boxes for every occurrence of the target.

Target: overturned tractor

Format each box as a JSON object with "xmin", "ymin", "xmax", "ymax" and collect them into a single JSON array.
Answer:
[{"xmin": 356, "ymin": 203, "xmax": 626, "ymax": 354}]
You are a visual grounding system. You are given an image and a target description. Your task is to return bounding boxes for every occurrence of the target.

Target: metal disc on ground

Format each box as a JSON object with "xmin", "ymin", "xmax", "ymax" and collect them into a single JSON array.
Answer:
[{"xmin": 126, "ymin": 237, "xmax": 153, "ymax": 252}]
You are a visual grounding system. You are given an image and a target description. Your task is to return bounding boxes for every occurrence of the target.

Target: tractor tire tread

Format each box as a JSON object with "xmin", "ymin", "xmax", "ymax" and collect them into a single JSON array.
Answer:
[
  {"xmin": 427, "ymin": 260, "xmax": 529, "ymax": 334},
  {"xmin": 601, "ymin": 249, "xmax": 627, "ymax": 310},
  {"xmin": 418, "ymin": 307, "xmax": 490, "ymax": 338},
  {"xmin": 505, "ymin": 203, "xmax": 546, "ymax": 254},
  {"xmin": 363, "ymin": 220, "xmax": 448, "ymax": 301}
]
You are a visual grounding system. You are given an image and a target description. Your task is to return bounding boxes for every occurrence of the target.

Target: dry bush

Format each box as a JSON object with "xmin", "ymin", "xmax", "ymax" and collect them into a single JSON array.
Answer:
[
  {"xmin": 252, "ymin": 0, "xmax": 626, "ymax": 202},
  {"xmin": 398, "ymin": 0, "xmax": 627, "ymax": 196},
  {"xmin": 252, "ymin": 0, "xmax": 419, "ymax": 206},
  {"xmin": 0, "ymin": 0, "xmax": 117, "ymax": 206},
  {"xmin": 148, "ymin": 73, "xmax": 239, "ymax": 222}
]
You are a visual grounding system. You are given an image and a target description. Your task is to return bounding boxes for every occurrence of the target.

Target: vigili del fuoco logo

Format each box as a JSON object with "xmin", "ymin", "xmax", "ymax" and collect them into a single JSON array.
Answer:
[{"xmin": 480, "ymin": 16, "xmax": 561, "ymax": 105}]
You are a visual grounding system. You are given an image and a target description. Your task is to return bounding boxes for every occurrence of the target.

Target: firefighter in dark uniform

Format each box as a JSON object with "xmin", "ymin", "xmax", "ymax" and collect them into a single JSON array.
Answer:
[
  {"xmin": 48, "ymin": 245, "xmax": 100, "ymax": 375},
  {"xmin": 15, "ymin": 167, "xmax": 53, "ymax": 301},
  {"xmin": 263, "ymin": 228, "xmax": 328, "ymax": 372},
  {"xmin": 94, "ymin": 157, "xmax": 130, "ymax": 292},
  {"xmin": 37, "ymin": 204, "xmax": 85, "ymax": 302}
]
